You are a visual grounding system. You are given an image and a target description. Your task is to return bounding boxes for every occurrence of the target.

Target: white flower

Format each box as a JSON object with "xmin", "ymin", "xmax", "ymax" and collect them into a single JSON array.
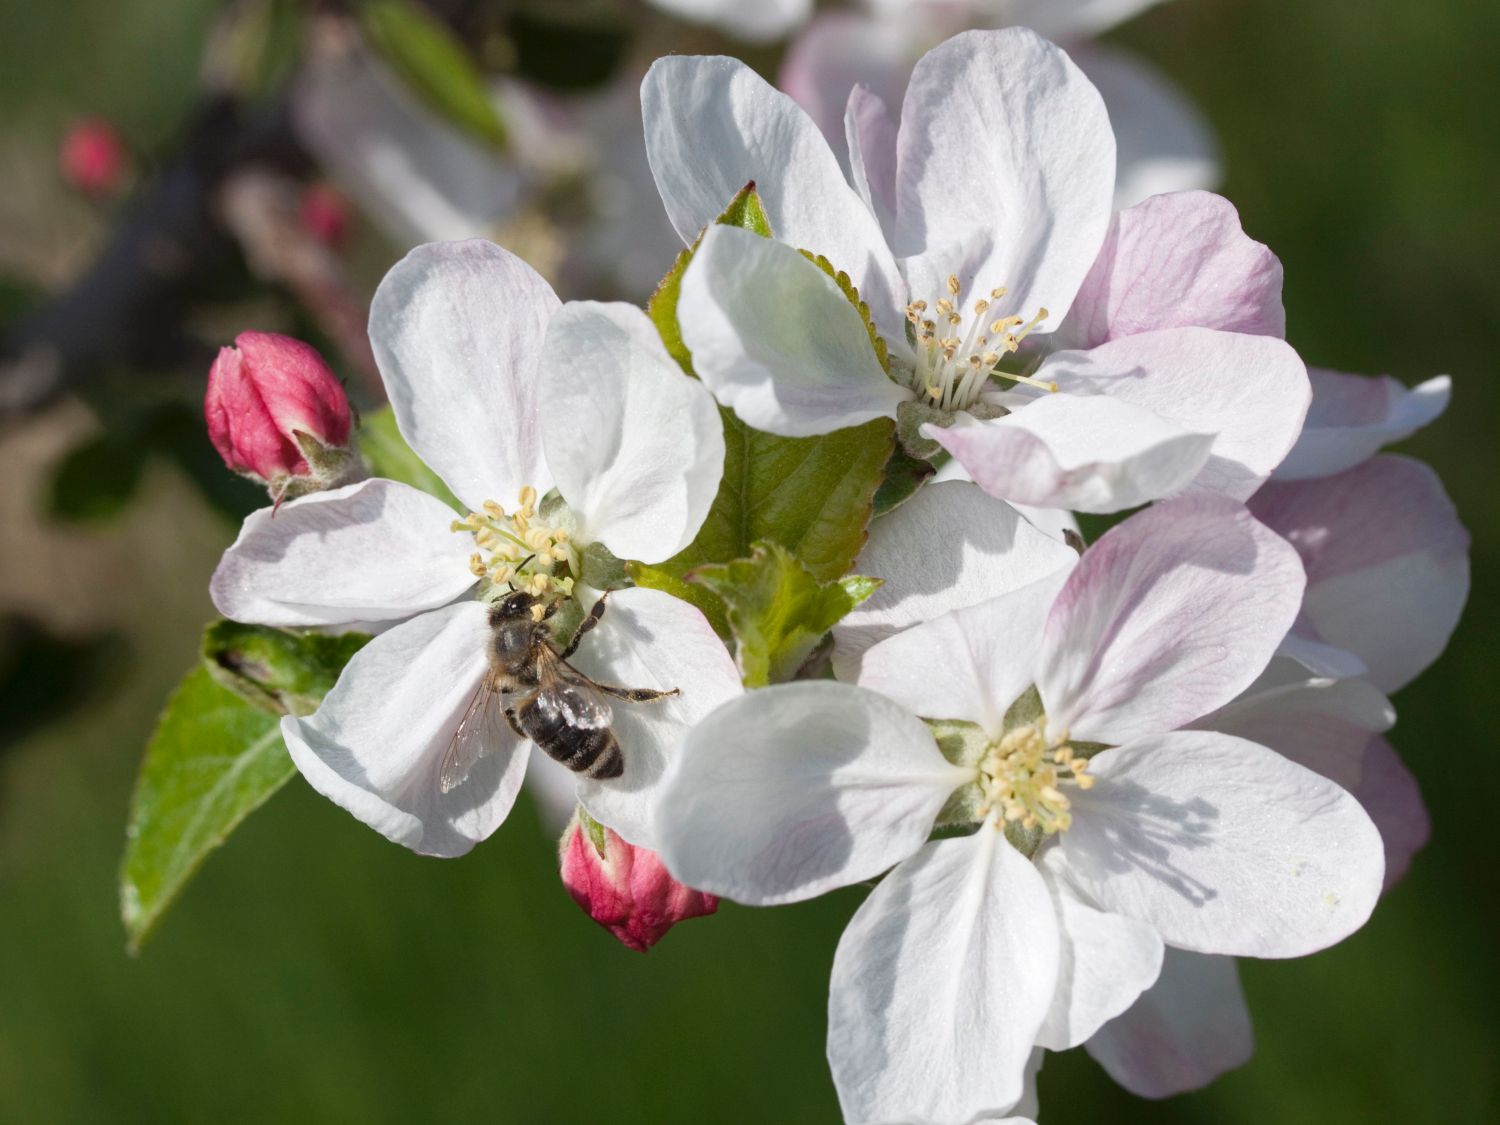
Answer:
[
  {"xmin": 646, "ymin": 0, "xmax": 812, "ymax": 42},
  {"xmin": 644, "ymin": 29, "xmax": 1309, "ymax": 513},
  {"xmin": 210, "ymin": 241, "xmax": 740, "ymax": 856},
  {"xmin": 654, "ymin": 495, "xmax": 1385, "ymax": 1122}
]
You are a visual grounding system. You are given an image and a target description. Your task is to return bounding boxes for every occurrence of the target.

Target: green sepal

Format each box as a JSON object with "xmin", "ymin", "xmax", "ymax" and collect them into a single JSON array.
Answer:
[
  {"xmin": 361, "ymin": 0, "xmax": 508, "ymax": 151},
  {"xmin": 691, "ymin": 542, "xmax": 880, "ymax": 688},
  {"xmin": 873, "ymin": 444, "xmax": 937, "ymax": 517},
  {"xmin": 202, "ymin": 621, "xmax": 371, "ymax": 717},
  {"xmin": 120, "ymin": 667, "xmax": 298, "ymax": 952},
  {"xmin": 358, "ymin": 405, "xmax": 461, "ymax": 509}
]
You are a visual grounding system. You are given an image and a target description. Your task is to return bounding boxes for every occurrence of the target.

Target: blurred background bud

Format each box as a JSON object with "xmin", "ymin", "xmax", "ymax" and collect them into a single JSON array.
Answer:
[
  {"xmin": 559, "ymin": 810, "xmax": 717, "ymax": 952},
  {"xmin": 58, "ymin": 116, "xmax": 130, "ymax": 198},
  {"xmin": 298, "ymin": 182, "xmax": 353, "ymax": 250}
]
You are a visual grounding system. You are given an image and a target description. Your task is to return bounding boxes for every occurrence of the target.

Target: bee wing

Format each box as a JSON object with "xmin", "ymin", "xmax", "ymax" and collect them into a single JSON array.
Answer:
[
  {"xmin": 439, "ymin": 672, "xmax": 503, "ymax": 794},
  {"xmin": 536, "ymin": 649, "xmax": 614, "ymax": 730}
]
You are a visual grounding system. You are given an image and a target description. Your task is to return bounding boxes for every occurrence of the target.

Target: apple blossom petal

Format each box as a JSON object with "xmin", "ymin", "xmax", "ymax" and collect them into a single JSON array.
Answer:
[
  {"xmin": 540, "ymin": 302, "xmax": 725, "ymax": 563},
  {"xmin": 1058, "ymin": 731, "xmax": 1385, "ymax": 957},
  {"xmin": 1250, "ymin": 455, "xmax": 1470, "ymax": 692},
  {"xmin": 642, "ymin": 55, "xmax": 905, "ymax": 337},
  {"xmin": 649, "ymin": 0, "xmax": 810, "ymax": 42},
  {"xmin": 1274, "ymin": 370, "xmax": 1450, "ymax": 480},
  {"xmin": 678, "ymin": 225, "xmax": 908, "ymax": 436},
  {"xmin": 369, "ymin": 240, "xmax": 558, "ymax": 512},
  {"xmin": 1191, "ymin": 662, "xmax": 1394, "ymax": 790},
  {"xmin": 570, "ymin": 588, "xmax": 743, "ymax": 850},
  {"xmin": 1277, "ymin": 631, "xmax": 1369, "ymax": 680},
  {"xmin": 1072, "ymin": 47, "xmax": 1222, "ymax": 211},
  {"xmin": 929, "ymin": 396, "xmax": 1215, "ymax": 515},
  {"xmin": 1085, "ymin": 949, "xmax": 1254, "ymax": 1099},
  {"xmin": 1039, "ymin": 494, "xmax": 1305, "ymax": 743},
  {"xmin": 656, "ymin": 682, "xmax": 967, "ymax": 905},
  {"xmin": 984, "ymin": 0, "xmax": 1170, "ymax": 39},
  {"xmin": 895, "ymin": 29, "xmax": 1114, "ymax": 330},
  {"xmin": 1035, "ymin": 850, "xmax": 1165, "ymax": 1051},
  {"xmin": 281, "ymin": 601, "xmax": 529, "ymax": 857},
  {"xmin": 1039, "ymin": 327, "xmax": 1310, "ymax": 501},
  {"xmin": 211, "ymin": 479, "xmax": 473, "ymax": 627},
  {"xmin": 845, "ymin": 84, "xmax": 900, "ymax": 237},
  {"xmin": 523, "ymin": 754, "xmax": 579, "ymax": 833},
  {"xmin": 1356, "ymin": 736, "xmax": 1430, "ymax": 891},
  {"xmin": 828, "ymin": 831, "xmax": 1059, "ymax": 1125},
  {"xmin": 859, "ymin": 567, "xmax": 1075, "ymax": 737},
  {"xmin": 1060, "ymin": 192, "xmax": 1281, "ymax": 351},
  {"xmin": 780, "ymin": 12, "xmax": 910, "ymax": 166},
  {"xmin": 832, "ymin": 482, "xmax": 1078, "ymax": 679}
]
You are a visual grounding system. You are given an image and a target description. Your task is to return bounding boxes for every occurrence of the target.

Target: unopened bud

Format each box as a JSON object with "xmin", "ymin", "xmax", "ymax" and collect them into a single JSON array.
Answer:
[
  {"xmin": 60, "ymin": 117, "xmax": 130, "ymax": 198},
  {"xmin": 299, "ymin": 182, "xmax": 352, "ymax": 249},
  {"xmin": 559, "ymin": 810, "xmax": 717, "ymax": 953},
  {"xmin": 205, "ymin": 331, "xmax": 359, "ymax": 504}
]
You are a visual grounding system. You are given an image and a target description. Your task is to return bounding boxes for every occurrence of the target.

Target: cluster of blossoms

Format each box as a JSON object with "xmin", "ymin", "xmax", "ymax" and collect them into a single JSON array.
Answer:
[{"xmin": 204, "ymin": 25, "xmax": 1466, "ymax": 1125}]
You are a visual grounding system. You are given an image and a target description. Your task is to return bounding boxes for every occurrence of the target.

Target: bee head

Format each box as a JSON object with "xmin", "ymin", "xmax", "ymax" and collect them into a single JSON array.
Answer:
[{"xmin": 491, "ymin": 590, "xmax": 540, "ymax": 621}]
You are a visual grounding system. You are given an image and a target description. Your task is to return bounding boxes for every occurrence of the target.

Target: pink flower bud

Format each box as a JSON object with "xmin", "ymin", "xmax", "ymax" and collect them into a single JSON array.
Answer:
[
  {"xmin": 60, "ymin": 117, "xmax": 129, "ymax": 198},
  {"xmin": 299, "ymin": 182, "xmax": 352, "ymax": 250},
  {"xmin": 205, "ymin": 331, "xmax": 355, "ymax": 494},
  {"xmin": 560, "ymin": 812, "xmax": 718, "ymax": 953}
]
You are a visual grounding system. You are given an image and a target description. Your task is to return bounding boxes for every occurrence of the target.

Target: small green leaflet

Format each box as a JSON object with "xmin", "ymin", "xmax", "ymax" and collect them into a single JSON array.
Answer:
[
  {"xmin": 359, "ymin": 405, "xmax": 460, "ymax": 509},
  {"xmin": 120, "ymin": 667, "xmax": 297, "ymax": 952},
  {"xmin": 203, "ymin": 621, "xmax": 370, "ymax": 716},
  {"xmin": 692, "ymin": 542, "xmax": 879, "ymax": 688},
  {"xmin": 361, "ymin": 0, "xmax": 507, "ymax": 151},
  {"xmin": 634, "ymin": 183, "xmax": 895, "ymax": 637}
]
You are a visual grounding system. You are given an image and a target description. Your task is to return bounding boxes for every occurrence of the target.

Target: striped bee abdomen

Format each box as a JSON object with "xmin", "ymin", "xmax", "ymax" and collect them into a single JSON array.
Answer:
[{"xmin": 515, "ymin": 685, "xmax": 624, "ymax": 779}]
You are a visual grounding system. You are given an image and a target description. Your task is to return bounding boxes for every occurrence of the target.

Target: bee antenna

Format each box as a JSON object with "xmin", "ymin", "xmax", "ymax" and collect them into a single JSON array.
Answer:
[{"xmin": 507, "ymin": 554, "xmax": 537, "ymax": 591}]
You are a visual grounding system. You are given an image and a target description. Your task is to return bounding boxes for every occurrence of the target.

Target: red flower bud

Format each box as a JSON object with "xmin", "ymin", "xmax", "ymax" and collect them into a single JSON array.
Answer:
[
  {"xmin": 560, "ymin": 811, "xmax": 718, "ymax": 953},
  {"xmin": 205, "ymin": 331, "xmax": 356, "ymax": 498},
  {"xmin": 60, "ymin": 117, "xmax": 129, "ymax": 198},
  {"xmin": 299, "ymin": 182, "xmax": 352, "ymax": 250}
]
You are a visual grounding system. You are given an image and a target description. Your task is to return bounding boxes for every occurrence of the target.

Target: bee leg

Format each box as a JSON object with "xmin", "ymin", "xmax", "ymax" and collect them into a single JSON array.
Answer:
[
  {"xmin": 504, "ymin": 706, "xmax": 527, "ymax": 740},
  {"xmin": 591, "ymin": 683, "xmax": 681, "ymax": 704},
  {"xmin": 559, "ymin": 592, "xmax": 610, "ymax": 659}
]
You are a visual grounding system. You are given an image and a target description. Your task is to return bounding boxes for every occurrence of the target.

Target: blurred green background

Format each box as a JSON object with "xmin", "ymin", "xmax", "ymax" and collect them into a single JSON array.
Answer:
[{"xmin": 1, "ymin": 0, "xmax": 1495, "ymax": 1121}]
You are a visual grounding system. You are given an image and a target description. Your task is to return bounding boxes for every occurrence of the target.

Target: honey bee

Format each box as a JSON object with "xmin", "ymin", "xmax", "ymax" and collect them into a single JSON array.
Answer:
[{"xmin": 439, "ymin": 590, "xmax": 679, "ymax": 793}]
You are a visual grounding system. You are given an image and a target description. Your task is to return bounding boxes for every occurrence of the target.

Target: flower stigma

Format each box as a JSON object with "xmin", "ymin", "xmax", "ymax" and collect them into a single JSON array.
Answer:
[
  {"xmin": 899, "ymin": 274, "xmax": 1056, "ymax": 412},
  {"xmin": 453, "ymin": 485, "xmax": 579, "ymax": 617},
  {"xmin": 975, "ymin": 718, "xmax": 1094, "ymax": 836}
]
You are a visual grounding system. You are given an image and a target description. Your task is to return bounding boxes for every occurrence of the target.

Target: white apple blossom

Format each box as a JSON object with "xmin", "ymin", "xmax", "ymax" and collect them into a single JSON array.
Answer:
[
  {"xmin": 1273, "ymin": 366, "xmax": 1451, "ymax": 481},
  {"xmin": 644, "ymin": 29, "xmax": 1309, "ymax": 513},
  {"xmin": 782, "ymin": 0, "xmax": 1217, "ymax": 209},
  {"xmin": 210, "ymin": 240, "xmax": 740, "ymax": 856},
  {"xmin": 647, "ymin": 0, "xmax": 812, "ymax": 42},
  {"xmin": 655, "ymin": 495, "xmax": 1385, "ymax": 1122}
]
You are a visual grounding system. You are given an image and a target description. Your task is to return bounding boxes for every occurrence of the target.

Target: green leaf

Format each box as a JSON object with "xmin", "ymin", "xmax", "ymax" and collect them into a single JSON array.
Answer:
[
  {"xmin": 120, "ymin": 667, "xmax": 296, "ymax": 952},
  {"xmin": 202, "ymin": 621, "xmax": 370, "ymax": 716},
  {"xmin": 637, "ymin": 182, "xmax": 894, "ymax": 633},
  {"xmin": 359, "ymin": 405, "xmax": 461, "ymax": 509},
  {"xmin": 361, "ymin": 0, "xmax": 507, "ymax": 151},
  {"xmin": 873, "ymin": 444, "xmax": 937, "ymax": 517},
  {"xmin": 692, "ymin": 542, "xmax": 879, "ymax": 687},
  {"xmin": 647, "ymin": 181, "xmax": 772, "ymax": 375}
]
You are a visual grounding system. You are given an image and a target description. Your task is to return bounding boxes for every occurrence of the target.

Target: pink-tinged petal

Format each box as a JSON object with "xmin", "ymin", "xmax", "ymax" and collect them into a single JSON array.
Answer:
[
  {"xmin": 1040, "ymin": 327, "xmax": 1310, "ymax": 501},
  {"xmin": 829, "ymin": 831, "xmax": 1059, "ymax": 1125},
  {"xmin": 780, "ymin": 11, "xmax": 910, "ymax": 164},
  {"xmin": 369, "ymin": 241, "xmax": 559, "ymax": 512},
  {"xmin": 845, "ymin": 84, "xmax": 900, "ymax": 238},
  {"xmin": 859, "ymin": 567, "xmax": 1074, "ymax": 738},
  {"xmin": 1060, "ymin": 192, "xmax": 1281, "ymax": 351},
  {"xmin": 1355, "ymin": 736, "xmax": 1430, "ymax": 891},
  {"xmin": 895, "ymin": 29, "xmax": 1115, "ymax": 331},
  {"xmin": 832, "ymin": 482, "xmax": 1078, "ymax": 680},
  {"xmin": 678, "ymin": 225, "xmax": 907, "ymax": 436},
  {"xmin": 1250, "ymin": 455, "xmax": 1470, "ymax": 692},
  {"xmin": 641, "ymin": 55, "xmax": 906, "ymax": 340},
  {"xmin": 281, "ymin": 601, "xmax": 529, "ymax": 857},
  {"xmin": 210, "ymin": 479, "xmax": 473, "ymax": 627},
  {"xmin": 540, "ymin": 302, "xmax": 724, "ymax": 563},
  {"xmin": 1038, "ymin": 495, "xmax": 1305, "ymax": 743},
  {"xmin": 1191, "ymin": 659, "xmax": 1395, "ymax": 790},
  {"xmin": 1058, "ymin": 731, "xmax": 1385, "ymax": 957},
  {"xmin": 1274, "ymin": 369, "xmax": 1451, "ymax": 481},
  {"xmin": 569, "ymin": 588, "xmax": 742, "ymax": 850},
  {"xmin": 1086, "ymin": 949, "xmax": 1254, "ymax": 1099},
  {"xmin": 1071, "ymin": 47, "xmax": 1222, "ymax": 211},
  {"xmin": 656, "ymin": 682, "xmax": 967, "ymax": 906},
  {"xmin": 1036, "ymin": 850, "xmax": 1165, "ymax": 1051},
  {"xmin": 929, "ymin": 396, "xmax": 1215, "ymax": 515},
  {"xmin": 1276, "ymin": 631, "xmax": 1369, "ymax": 680}
]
